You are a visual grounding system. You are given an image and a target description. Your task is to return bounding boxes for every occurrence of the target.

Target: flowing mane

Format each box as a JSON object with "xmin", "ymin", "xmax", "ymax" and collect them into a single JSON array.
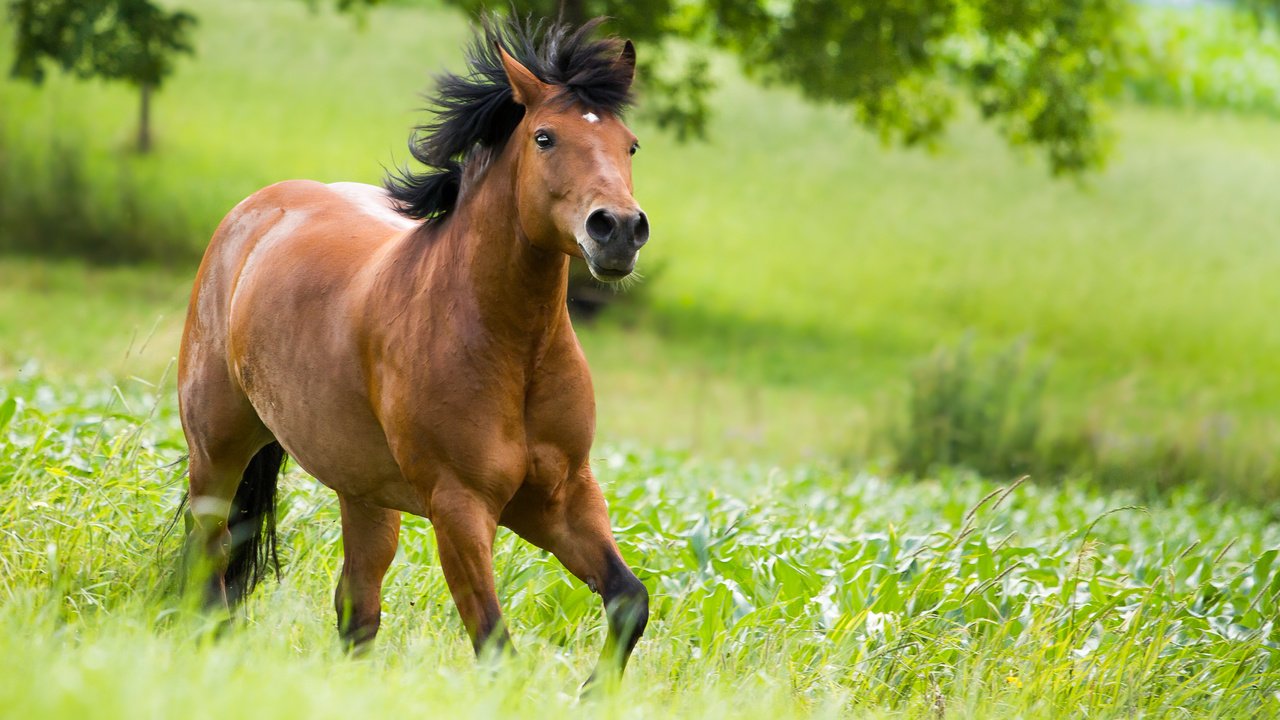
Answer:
[{"xmin": 385, "ymin": 15, "xmax": 634, "ymax": 222}]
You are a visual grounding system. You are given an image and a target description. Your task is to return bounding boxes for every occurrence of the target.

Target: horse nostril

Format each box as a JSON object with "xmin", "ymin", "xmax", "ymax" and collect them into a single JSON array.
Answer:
[
  {"xmin": 632, "ymin": 211, "xmax": 649, "ymax": 248},
  {"xmin": 585, "ymin": 210, "xmax": 617, "ymax": 244}
]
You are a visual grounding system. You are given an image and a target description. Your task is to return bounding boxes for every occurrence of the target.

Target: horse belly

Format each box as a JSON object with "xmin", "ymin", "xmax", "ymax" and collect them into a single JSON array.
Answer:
[{"xmin": 260, "ymin": 387, "xmax": 417, "ymax": 512}]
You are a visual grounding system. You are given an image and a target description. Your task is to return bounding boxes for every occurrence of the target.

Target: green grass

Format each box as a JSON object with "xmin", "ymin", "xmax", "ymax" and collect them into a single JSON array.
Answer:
[
  {"xmin": 3, "ymin": 4, "xmax": 1280, "ymax": 713},
  {"xmin": 3, "ymin": 0, "xmax": 1280, "ymax": 466},
  {"xmin": 0, "ymin": 259, "xmax": 188, "ymax": 379},
  {"xmin": 2, "ymin": 377, "xmax": 1278, "ymax": 718}
]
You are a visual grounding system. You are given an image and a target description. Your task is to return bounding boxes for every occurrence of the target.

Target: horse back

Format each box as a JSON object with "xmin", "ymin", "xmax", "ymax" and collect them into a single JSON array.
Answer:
[{"xmin": 185, "ymin": 179, "xmax": 411, "ymax": 361}]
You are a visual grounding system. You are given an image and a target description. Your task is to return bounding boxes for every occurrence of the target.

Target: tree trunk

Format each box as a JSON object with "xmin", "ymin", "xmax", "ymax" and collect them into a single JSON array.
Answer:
[{"xmin": 137, "ymin": 83, "xmax": 152, "ymax": 153}]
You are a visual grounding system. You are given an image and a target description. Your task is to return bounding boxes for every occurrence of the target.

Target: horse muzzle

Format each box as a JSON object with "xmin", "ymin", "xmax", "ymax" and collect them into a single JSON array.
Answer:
[{"xmin": 579, "ymin": 208, "xmax": 648, "ymax": 282}]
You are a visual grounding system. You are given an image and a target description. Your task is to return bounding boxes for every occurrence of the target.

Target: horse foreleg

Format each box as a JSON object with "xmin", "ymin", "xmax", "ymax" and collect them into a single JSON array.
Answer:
[
  {"xmin": 503, "ymin": 469, "xmax": 649, "ymax": 689},
  {"xmin": 335, "ymin": 495, "xmax": 401, "ymax": 650},
  {"xmin": 431, "ymin": 485, "xmax": 513, "ymax": 656}
]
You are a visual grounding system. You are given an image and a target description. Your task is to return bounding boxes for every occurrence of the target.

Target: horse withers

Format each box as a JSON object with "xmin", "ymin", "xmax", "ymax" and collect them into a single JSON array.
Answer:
[{"xmin": 176, "ymin": 17, "xmax": 650, "ymax": 685}]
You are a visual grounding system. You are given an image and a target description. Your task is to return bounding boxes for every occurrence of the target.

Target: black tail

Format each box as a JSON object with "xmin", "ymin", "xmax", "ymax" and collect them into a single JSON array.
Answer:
[{"xmin": 225, "ymin": 442, "xmax": 286, "ymax": 606}]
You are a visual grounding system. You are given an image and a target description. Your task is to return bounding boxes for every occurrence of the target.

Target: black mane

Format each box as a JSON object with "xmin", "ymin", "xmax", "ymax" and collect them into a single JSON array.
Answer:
[{"xmin": 385, "ymin": 15, "xmax": 633, "ymax": 221}]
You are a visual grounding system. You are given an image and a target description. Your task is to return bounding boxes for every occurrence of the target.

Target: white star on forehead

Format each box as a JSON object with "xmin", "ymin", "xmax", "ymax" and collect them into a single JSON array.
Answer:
[{"xmin": 583, "ymin": 112, "xmax": 600, "ymax": 124}]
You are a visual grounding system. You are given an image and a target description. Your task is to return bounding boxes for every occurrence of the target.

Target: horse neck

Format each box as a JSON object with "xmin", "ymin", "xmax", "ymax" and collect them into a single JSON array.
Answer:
[{"xmin": 401, "ymin": 147, "xmax": 571, "ymax": 349}]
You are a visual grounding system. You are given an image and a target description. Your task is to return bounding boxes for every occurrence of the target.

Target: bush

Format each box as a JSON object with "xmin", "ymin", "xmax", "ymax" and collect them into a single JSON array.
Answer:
[
  {"xmin": 890, "ymin": 337, "xmax": 1280, "ymax": 509},
  {"xmin": 892, "ymin": 336, "xmax": 1048, "ymax": 479}
]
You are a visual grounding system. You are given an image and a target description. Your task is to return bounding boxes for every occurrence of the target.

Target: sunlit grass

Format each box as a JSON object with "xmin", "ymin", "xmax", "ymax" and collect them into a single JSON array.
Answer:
[
  {"xmin": 2, "ymin": 377, "xmax": 1277, "ymax": 718},
  {"xmin": 3, "ymin": 2, "xmax": 1279, "ymax": 716},
  {"xmin": 3, "ymin": 0, "xmax": 1280, "ymax": 445}
]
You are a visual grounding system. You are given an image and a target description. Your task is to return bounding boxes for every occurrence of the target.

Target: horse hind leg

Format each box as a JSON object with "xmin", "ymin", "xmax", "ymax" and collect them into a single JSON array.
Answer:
[
  {"xmin": 180, "ymin": 362, "xmax": 278, "ymax": 610},
  {"xmin": 334, "ymin": 494, "xmax": 401, "ymax": 650}
]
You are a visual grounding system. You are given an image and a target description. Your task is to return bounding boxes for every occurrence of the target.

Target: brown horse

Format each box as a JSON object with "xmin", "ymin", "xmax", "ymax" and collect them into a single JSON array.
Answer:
[{"xmin": 176, "ymin": 17, "xmax": 649, "ymax": 684}]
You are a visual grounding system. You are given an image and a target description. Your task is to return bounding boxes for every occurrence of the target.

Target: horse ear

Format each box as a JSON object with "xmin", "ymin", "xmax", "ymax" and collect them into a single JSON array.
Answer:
[
  {"xmin": 497, "ymin": 44, "xmax": 548, "ymax": 107},
  {"xmin": 616, "ymin": 40, "xmax": 636, "ymax": 89}
]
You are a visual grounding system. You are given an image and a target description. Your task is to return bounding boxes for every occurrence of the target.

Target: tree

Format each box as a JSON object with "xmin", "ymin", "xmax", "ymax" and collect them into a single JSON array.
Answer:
[
  {"xmin": 424, "ymin": 1, "xmax": 1131, "ymax": 315},
  {"xmin": 440, "ymin": 0, "xmax": 1128, "ymax": 176},
  {"xmin": 8, "ymin": 0, "xmax": 196, "ymax": 152}
]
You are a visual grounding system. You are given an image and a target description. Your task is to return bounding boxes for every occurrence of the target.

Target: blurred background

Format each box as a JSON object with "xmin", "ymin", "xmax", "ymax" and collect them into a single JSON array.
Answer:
[{"xmin": 2, "ymin": 0, "xmax": 1278, "ymax": 507}]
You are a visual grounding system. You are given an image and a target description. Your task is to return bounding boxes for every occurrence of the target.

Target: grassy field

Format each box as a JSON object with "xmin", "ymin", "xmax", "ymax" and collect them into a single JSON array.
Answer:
[
  {"xmin": 3, "ymin": 0, "xmax": 1280, "ymax": 465},
  {"xmin": 3, "ymin": 1, "xmax": 1280, "ymax": 715},
  {"xmin": 1, "ymin": 380, "xmax": 1278, "ymax": 719}
]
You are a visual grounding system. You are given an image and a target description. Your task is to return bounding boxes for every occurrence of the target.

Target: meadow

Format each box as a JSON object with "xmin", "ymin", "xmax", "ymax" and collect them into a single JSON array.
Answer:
[
  {"xmin": 2, "ymin": 0, "xmax": 1280, "ymax": 717},
  {"xmin": 3, "ymin": 0, "xmax": 1280, "ymax": 467},
  {"xmin": 2, "ymin": 380, "xmax": 1278, "ymax": 718}
]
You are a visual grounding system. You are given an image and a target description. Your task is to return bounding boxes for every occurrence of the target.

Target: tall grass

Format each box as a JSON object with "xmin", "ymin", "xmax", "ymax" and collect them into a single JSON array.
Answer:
[{"xmin": 2, "ymin": 375, "xmax": 1278, "ymax": 717}]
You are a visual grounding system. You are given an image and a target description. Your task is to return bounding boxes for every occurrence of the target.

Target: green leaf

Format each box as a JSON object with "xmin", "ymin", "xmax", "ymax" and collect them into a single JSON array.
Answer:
[{"xmin": 0, "ymin": 397, "xmax": 16, "ymax": 432}]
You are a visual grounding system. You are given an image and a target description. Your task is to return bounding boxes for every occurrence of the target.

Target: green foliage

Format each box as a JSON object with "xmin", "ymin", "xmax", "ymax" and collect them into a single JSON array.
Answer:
[
  {"xmin": 7, "ymin": 0, "xmax": 195, "ymax": 86},
  {"xmin": 1124, "ymin": 4, "xmax": 1280, "ymax": 117},
  {"xmin": 947, "ymin": 0, "xmax": 1125, "ymax": 174},
  {"xmin": 2, "ymin": 377, "xmax": 1279, "ymax": 717},
  {"xmin": 436, "ymin": 0, "xmax": 1128, "ymax": 174},
  {"xmin": 720, "ymin": 0, "xmax": 1126, "ymax": 174}
]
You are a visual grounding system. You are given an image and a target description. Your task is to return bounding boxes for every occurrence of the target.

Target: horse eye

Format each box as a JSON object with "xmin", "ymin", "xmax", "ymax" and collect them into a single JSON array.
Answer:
[
  {"xmin": 629, "ymin": 142, "xmax": 639, "ymax": 156},
  {"xmin": 534, "ymin": 131, "xmax": 554, "ymax": 149}
]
